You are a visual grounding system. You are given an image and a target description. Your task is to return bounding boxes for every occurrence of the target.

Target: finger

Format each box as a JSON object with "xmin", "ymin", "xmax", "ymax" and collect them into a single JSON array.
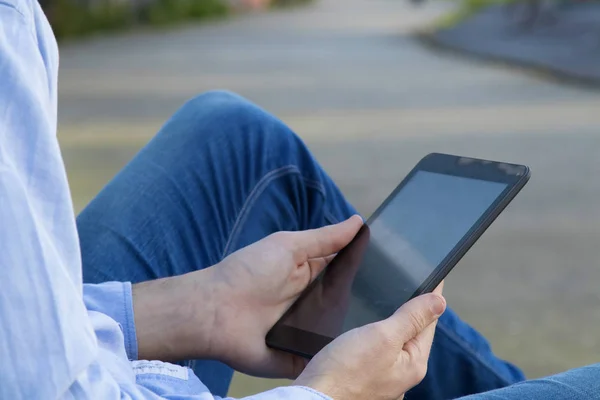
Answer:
[
  {"xmin": 290, "ymin": 215, "xmax": 363, "ymax": 262},
  {"xmin": 407, "ymin": 283, "xmax": 445, "ymax": 360},
  {"xmin": 385, "ymin": 293, "xmax": 446, "ymax": 345},
  {"xmin": 403, "ymin": 283, "xmax": 445, "ymax": 361},
  {"xmin": 324, "ymin": 224, "xmax": 370, "ymax": 290}
]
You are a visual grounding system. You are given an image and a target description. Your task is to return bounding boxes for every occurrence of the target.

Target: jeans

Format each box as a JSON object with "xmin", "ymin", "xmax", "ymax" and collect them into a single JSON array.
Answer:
[{"xmin": 78, "ymin": 90, "xmax": 598, "ymax": 399}]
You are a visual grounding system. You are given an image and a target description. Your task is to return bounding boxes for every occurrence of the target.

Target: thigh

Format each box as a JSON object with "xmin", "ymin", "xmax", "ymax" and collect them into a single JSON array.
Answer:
[
  {"xmin": 457, "ymin": 363, "xmax": 600, "ymax": 399},
  {"xmin": 77, "ymin": 91, "xmax": 355, "ymax": 396},
  {"xmin": 78, "ymin": 91, "xmax": 354, "ymax": 283}
]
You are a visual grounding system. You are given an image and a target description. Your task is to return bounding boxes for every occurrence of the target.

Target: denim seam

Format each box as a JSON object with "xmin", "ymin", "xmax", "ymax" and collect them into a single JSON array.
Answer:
[
  {"xmin": 436, "ymin": 319, "xmax": 515, "ymax": 386},
  {"xmin": 220, "ymin": 165, "xmax": 326, "ymax": 259},
  {"xmin": 294, "ymin": 177, "xmax": 340, "ymax": 226},
  {"xmin": 221, "ymin": 165, "xmax": 298, "ymax": 258},
  {"xmin": 323, "ymin": 210, "xmax": 339, "ymax": 225},
  {"xmin": 302, "ymin": 177, "xmax": 327, "ymax": 198}
]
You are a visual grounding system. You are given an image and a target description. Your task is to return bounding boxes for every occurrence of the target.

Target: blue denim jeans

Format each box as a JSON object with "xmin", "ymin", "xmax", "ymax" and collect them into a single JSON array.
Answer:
[{"xmin": 79, "ymin": 91, "xmax": 598, "ymax": 399}]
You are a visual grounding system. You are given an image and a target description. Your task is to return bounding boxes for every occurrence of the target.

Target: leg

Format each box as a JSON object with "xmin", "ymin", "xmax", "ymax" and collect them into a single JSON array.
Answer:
[
  {"xmin": 78, "ymin": 90, "xmax": 354, "ymax": 396},
  {"xmin": 77, "ymin": 91, "xmax": 524, "ymax": 398},
  {"xmin": 457, "ymin": 364, "xmax": 600, "ymax": 399}
]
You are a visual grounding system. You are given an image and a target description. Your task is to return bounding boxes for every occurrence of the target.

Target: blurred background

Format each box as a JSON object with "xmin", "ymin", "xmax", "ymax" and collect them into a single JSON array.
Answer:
[{"xmin": 50, "ymin": 0, "xmax": 600, "ymax": 395}]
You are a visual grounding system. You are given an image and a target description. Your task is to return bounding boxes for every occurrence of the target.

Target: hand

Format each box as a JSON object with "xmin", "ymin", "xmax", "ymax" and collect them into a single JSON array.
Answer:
[
  {"xmin": 295, "ymin": 283, "xmax": 446, "ymax": 400},
  {"xmin": 206, "ymin": 215, "xmax": 364, "ymax": 378},
  {"xmin": 132, "ymin": 216, "xmax": 363, "ymax": 372}
]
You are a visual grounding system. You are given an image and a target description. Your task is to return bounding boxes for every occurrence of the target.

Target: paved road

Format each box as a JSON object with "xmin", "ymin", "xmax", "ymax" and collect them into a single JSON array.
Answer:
[{"xmin": 57, "ymin": 0, "xmax": 600, "ymax": 395}]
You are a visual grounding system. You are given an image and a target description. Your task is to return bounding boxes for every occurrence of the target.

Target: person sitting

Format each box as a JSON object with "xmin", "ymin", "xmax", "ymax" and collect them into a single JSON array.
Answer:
[{"xmin": 1, "ymin": 1, "xmax": 599, "ymax": 399}]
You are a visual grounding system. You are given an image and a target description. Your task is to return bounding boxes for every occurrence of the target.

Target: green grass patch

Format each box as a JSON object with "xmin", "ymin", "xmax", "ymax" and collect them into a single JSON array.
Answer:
[
  {"xmin": 46, "ymin": 0, "xmax": 315, "ymax": 40},
  {"xmin": 45, "ymin": 0, "xmax": 229, "ymax": 40},
  {"xmin": 269, "ymin": 0, "xmax": 315, "ymax": 9},
  {"xmin": 433, "ymin": 0, "xmax": 512, "ymax": 29},
  {"xmin": 46, "ymin": 0, "xmax": 133, "ymax": 39},
  {"xmin": 138, "ymin": 0, "xmax": 228, "ymax": 26}
]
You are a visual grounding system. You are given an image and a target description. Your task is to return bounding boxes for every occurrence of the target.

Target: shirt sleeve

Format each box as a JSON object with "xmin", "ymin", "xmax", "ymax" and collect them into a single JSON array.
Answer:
[
  {"xmin": 84, "ymin": 282, "xmax": 139, "ymax": 360},
  {"xmin": 0, "ymin": 2, "xmax": 100, "ymax": 397},
  {"xmin": 235, "ymin": 387, "xmax": 332, "ymax": 400},
  {"xmin": 0, "ymin": 2, "xmax": 335, "ymax": 399},
  {"xmin": 131, "ymin": 360, "xmax": 333, "ymax": 400},
  {"xmin": 81, "ymin": 282, "xmax": 334, "ymax": 400}
]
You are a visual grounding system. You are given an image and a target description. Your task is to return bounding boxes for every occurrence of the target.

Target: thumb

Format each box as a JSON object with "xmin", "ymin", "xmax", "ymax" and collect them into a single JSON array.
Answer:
[
  {"xmin": 290, "ymin": 215, "xmax": 364, "ymax": 262},
  {"xmin": 385, "ymin": 293, "xmax": 446, "ymax": 344}
]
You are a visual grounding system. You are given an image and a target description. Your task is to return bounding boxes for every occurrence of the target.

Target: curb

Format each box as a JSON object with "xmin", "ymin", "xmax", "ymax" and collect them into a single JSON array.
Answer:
[{"xmin": 414, "ymin": 28, "xmax": 600, "ymax": 91}]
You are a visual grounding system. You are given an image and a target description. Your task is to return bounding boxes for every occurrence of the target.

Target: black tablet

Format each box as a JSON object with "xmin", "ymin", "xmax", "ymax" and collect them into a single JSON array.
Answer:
[{"xmin": 266, "ymin": 153, "xmax": 530, "ymax": 358}]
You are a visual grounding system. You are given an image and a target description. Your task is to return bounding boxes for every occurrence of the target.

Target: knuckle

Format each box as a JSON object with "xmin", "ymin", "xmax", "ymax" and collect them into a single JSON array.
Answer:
[
  {"xmin": 270, "ymin": 231, "xmax": 290, "ymax": 244},
  {"xmin": 404, "ymin": 339, "xmax": 421, "ymax": 359},
  {"xmin": 407, "ymin": 310, "xmax": 427, "ymax": 333}
]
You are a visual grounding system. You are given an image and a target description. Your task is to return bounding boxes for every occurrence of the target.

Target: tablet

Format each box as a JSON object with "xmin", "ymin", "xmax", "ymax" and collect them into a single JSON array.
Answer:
[{"xmin": 266, "ymin": 153, "xmax": 530, "ymax": 358}]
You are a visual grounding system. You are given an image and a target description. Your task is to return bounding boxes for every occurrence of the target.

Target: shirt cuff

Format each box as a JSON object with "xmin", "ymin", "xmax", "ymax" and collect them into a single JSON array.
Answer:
[
  {"xmin": 296, "ymin": 386, "xmax": 333, "ymax": 400},
  {"xmin": 83, "ymin": 281, "xmax": 138, "ymax": 360},
  {"xmin": 246, "ymin": 386, "xmax": 333, "ymax": 400}
]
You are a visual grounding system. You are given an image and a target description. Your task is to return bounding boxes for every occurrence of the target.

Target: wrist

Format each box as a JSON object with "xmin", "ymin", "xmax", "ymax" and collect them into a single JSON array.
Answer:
[
  {"xmin": 296, "ymin": 386, "xmax": 336, "ymax": 400},
  {"xmin": 294, "ymin": 377, "xmax": 340, "ymax": 400},
  {"xmin": 297, "ymin": 370, "xmax": 362, "ymax": 400},
  {"xmin": 132, "ymin": 268, "xmax": 221, "ymax": 361}
]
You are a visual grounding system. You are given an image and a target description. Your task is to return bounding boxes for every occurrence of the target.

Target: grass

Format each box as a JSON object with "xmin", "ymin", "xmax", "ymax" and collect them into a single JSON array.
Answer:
[
  {"xmin": 432, "ymin": 0, "xmax": 514, "ymax": 29},
  {"xmin": 46, "ymin": 0, "xmax": 315, "ymax": 40},
  {"xmin": 137, "ymin": 0, "xmax": 228, "ymax": 26},
  {"xmin": 270, "ymin": 0, "xmax": 315, "ymax": 9},
  {"xmin": 46, "ymin": 0, "xmax": 230, "ymax": 40},
  {"xmin": 45, "ymin": 0, "xmax": 134, "ymax": 39}
]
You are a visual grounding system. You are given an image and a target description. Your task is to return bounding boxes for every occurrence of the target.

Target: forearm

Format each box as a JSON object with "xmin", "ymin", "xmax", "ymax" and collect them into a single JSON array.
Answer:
[{"xmin": 132, "ymin": 268, "xmax": 220, "ymax": 361}]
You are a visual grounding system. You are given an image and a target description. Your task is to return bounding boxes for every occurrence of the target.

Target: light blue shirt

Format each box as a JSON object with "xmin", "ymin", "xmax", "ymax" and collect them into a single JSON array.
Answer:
[{"xmin": 0, "ymin": 1, "xmax": 328, "ymax": 399}]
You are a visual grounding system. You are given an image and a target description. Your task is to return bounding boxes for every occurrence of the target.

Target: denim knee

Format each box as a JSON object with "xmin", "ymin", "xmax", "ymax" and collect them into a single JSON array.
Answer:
[
  {"xmin": 182, "ymin": 90, "xmax": 255, "ymax": 119},
  {"xmin": 176, "ymin": 90, "xmax": 294, "ymax": 141},
  {"xmin": 161, "ymin": 90, "xmax": 306, "ymax": 168}
]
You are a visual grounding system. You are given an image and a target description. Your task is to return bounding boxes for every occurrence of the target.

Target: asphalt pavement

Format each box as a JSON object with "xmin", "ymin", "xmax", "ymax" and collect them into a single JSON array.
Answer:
[{"xmin": 432, "ymin": 2, "xmax": 600, "ymax": 85}]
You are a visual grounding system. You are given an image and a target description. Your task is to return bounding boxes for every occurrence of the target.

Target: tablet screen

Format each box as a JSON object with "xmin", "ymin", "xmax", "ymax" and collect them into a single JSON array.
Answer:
[{"xmin": 280, "ymin": 171, "xmax": 507, "ymax": 339}]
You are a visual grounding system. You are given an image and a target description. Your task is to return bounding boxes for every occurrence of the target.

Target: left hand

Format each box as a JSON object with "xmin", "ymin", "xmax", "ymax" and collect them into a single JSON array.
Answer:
[
  {"xmin": 207, "ymin": 215, "xmax": 363, "ymax": 378},
  {"xmin": 132, "ymin": 215, "xmax": 363, "ymax": 377}
]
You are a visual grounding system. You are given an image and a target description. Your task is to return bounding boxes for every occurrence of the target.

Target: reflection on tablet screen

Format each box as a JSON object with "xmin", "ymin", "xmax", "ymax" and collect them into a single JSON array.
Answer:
[{"xmin": 281, "ymin": 171, "xmax": 507, "ymax": 339}]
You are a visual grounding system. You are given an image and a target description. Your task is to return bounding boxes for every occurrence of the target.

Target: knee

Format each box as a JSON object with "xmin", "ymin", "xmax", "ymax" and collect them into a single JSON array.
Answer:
[
  {"xmin": 179, "ymin": 90, "xmax": 277, "ymax": 134},
  {"xmin": 184, "ymin": 90, "xmax": 252, "ymax": 115},
  {"xmin": 170, "ymin": 90, "xmax": 300, "ymax": 153}
]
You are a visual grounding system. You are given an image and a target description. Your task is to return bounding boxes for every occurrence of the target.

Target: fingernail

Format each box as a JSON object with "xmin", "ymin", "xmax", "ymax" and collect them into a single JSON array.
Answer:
[{"xmin": 430, "ymin": 295, "xmax": 446, "ymax": 316}]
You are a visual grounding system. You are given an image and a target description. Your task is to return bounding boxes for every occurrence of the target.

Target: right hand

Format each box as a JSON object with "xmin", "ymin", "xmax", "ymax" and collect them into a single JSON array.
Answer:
[{"xmin": 294, "ymin": 284, "xmax": 446, "ymax": 400}]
